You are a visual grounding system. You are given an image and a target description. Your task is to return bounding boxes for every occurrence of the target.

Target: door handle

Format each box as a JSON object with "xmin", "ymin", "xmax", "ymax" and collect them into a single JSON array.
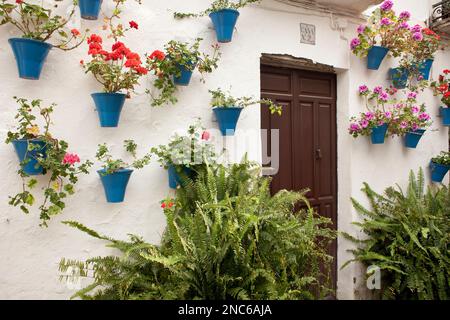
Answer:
[{"xmin": 315, "ymin": 148, "xmax": 322, "ymax": 160}]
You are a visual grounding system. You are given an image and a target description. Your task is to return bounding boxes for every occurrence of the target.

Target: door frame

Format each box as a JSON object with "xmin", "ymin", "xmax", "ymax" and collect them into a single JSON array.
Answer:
[{"xmin": 260, "ymin": 54, "xmax": 338, "ymax": 292}]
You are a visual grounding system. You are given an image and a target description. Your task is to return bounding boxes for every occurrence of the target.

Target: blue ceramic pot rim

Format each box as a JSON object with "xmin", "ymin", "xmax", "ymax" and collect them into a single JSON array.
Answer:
[
  {"xmin": 407, "ymin": 129, "xmax": 426, "ymax": 135},
  {"xmin": 13, "ymin": 138, "xmax": 46, "ymax": 143},
  {"xmin": 91, "ymin": 92, "xmax": 127, "ymax": 98},
  {"xmin": 8, "ymin": 37, "xmax": 53, "ymax": 49},
  {"xmin": 431, "ymin": 161, "xmax": 450, "ymax": 168},
  {"xmin": 370, "ymin": 45, "xmax": 389, "ymax": 50},
  {"xmin": 97, "ymin": 168, "xmax": 133, "ymax": 175},
  {"xmin": 209, "ymin": 8, "xmax": 240, "ymax": 16},
  {"xmin": 213, "ymin": 106, "xmax": 244, "ymax": 110}
]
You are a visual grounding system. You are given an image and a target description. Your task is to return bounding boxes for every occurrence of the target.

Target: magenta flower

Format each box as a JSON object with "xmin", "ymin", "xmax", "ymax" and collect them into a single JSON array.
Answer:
[
  {"xmin": 395, "ymin": 103, "xmax": 404, "ymax": 109},
  {"xmin": 349, "ymin": 123, "xmax": 361, "ymax": 133},
  {"xmin": 359, "ymin": 85, "xmax": 369, "ymax": 93},
  {"xmin": 378, "ymin": 120, "xmax": 385, "ymax": 126},
  {"xmin": 411, "ymin": 106, "xmax": 420, "ymax": 113},
  {"xmin": 399, "ymin": 22, "xmax": 410, "ymax": 29},
  {"xmin": 400, "ymin": 121, "xmax": 408, "ymax": 129},
  {"xmin": 411, "ymin": 123, "xmax": 419, "ymax": 131},
  {"xmin": 365, "ymin": 112, "xmax": 374, "ymax": 120},
  {"xmin": 379, "ymin": 92, "xmax": 389, "ymax": 101},
  {"xmin": 411, "ymin": 24, "xmax": 422, "ymax": 33},
  {"xmin": 374, "ymin": 86, "xmax": 383, "ymax": 94},
  {"xmin": 384, "ymin": 111, "xmax": 392, "ymax": 118},
  {"xmin": 350, "ymin": 38, "xmax": 361, "ymax": 50},
  {"xmin": 399, "ymin": 11, "xmax": 411, "ymax": 20},
  {"xmin": 380, "ymin": 0, "xmax": 394, "ymax": 11},
  {"xmin": 357, "ymin": 25, "xmax": 366, "ymax": 34},
  {"xmin": 408, "ymin": 92, "xmax": 417, "ymax": 100},
  {"xmin": 419, "ymin": 112, "xmax": 430, "ymax": 121},
  {"xmin": 413, "ymin": 32, "xmax": 423, "ymax": 41},
  {"xmin": 381, "ymin": 18, "xmax": 392, "ymax": 26},
  {"xmin": 360, "ymin": 119, "xmax": 369, "ymax": 128},
  {"xmin": 63, "ymin": 153, "xmax": 80, "ymax": 165}
]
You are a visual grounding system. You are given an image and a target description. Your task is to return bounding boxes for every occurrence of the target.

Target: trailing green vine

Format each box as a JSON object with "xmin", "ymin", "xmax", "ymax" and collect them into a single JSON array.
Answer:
[{"xmin": 173, "ymin": 0, "xmax": 262, "ymax": 19}]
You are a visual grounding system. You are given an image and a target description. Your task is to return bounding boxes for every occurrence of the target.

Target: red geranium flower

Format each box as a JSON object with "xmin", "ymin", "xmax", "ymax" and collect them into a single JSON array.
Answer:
[
  {"xmin": 444, "ymin": 91, "xmax": 450, "ymax": 98},
  {"xmin": 129, "ymin": 21, "xmax": 139, "ymax": 29},
  {"xmin": 87, "ymin": 34, "xmax": 102, "ymax": 44},
  {"xmin": 201, "ymin": 131, "xmax": 210, "ymax": 141},
  {"xmin": 439, "ymin": 84, "xmax": 449, "ymax": 92},
  {"xmin": 134, "ymin": 66, "xmax": 148, "ymax": 75},
  {"xmin": 423, "ymin": 28, "xmax": 436, "ymax": 36},
  {"xmin": 149, "ymin": 50, "xmax": 165, "ymax": 61},
  {"xmin": 16, "ymin": 0, "xmax": 23, "ymax": 4},
  {"xmin": 443, "ymin": 69, "xmax": 450, "ymax": 75},
  {"xmin": 71, "ymin": 29, "xmax": 81, "ymax": 37}
]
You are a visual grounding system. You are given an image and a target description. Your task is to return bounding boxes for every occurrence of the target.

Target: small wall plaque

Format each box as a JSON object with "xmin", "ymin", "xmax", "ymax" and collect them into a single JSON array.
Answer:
[{"xmin": 300, "ymin": 23, "xmax": 316, "ymax": 45}]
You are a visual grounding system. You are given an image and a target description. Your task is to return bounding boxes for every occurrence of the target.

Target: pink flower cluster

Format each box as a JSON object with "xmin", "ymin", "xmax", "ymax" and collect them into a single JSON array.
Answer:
[{"xmin": 63, "ymin": 153, "xmax": 80, "ymax": 165}]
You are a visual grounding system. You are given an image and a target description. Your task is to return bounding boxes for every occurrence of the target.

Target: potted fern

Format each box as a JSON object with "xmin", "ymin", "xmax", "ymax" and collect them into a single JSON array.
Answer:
[
  {"xmin": 0, "ymin": 0, "xmax": 85, "ymax": 79},
  {"xmin": 6, "ymin": 97, "xmax": 93, "ymax": 227},
  {"xmin": 348, "ymin": 85, "xmax": 395, "ymax": 144},
  {"xmin": 174, "ymin": 0, "xmax": 261, "ymax": 43},
  {"xmin": 146, "ymin": 38, "xmax": 220, "ymax": 106},
  {"xmin": 430, "ymin": 152, "xmax": 450, "ymax": 183},
  {"xmin": 209, "ymin": 88, "xmax": 282, "ymax": 136},
  {"xmin": 431, "ymin": 69, "xmax": 450, "ymax": 126},
  {"xmin": 350, "ymin": 1, "xmax": 411, "ymax": 70},
  {"xmin": 151, "ymin": 121, "xmax": 215, "ymax": 188},
  {"xmin": 96, "ymin": 140, "xmax": 151, "ymax": 203}
]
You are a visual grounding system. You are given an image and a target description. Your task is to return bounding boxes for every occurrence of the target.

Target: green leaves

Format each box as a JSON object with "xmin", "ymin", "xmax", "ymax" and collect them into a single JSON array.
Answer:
[
  {"xmin": 345, "ymin": 168, "xmax": 450, "ymax": 300},
  {"xmin": 174, "ymin": 0, "xmax": 262, "ymax": 19}
]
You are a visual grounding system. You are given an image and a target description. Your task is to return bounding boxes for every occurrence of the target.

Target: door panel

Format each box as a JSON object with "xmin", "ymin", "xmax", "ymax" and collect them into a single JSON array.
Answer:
[{"xmin": 261, "ymin": 65, "xmax": 337, "ymax": 292}]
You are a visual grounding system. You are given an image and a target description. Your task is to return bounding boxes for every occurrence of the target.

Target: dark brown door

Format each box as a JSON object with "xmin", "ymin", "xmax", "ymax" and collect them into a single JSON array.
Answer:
[{"xmin": 261, "ymin": 64, "xmax": 337, "ymax": 291}]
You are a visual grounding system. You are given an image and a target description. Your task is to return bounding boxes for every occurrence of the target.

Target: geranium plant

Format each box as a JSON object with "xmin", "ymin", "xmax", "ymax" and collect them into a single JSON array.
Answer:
[
  {"xmin": 209, "ymin": 87, "xmax": 282, "ymax": 114},
  {"xmin": 0, "ymin": 0, "xmax": 84, "ymax": 48},
  {"xmin": 348, "ymin": 85, "xmax": 395, "ymax": 138},
  {"xmin": 431, "ymin": 151, "xmax": 450, "ymax": 166},
  {"xmin": 350, "ymin": 1, "xmax": 411, "ymax": 58},
  {"xmin": 6, "ymin": 97, "xmax": 92, "ymax": 227},
  {"xmin": 82, "ymin": 34, "xmax": 148, "ymax": 94},
  {"xmin": 431, "ymin": 69, "xmax": 450, "ymax": 107},
  {"xmin": 96, "ymin": 140, "xmax": 151, "ymax": 175},
  {"xmin": 146, "ymin": 38, "xmax": 221, "ymax": 106},
  {"xmin": 173, "ymin": 0, "xmax": 261, "ymax": 19},
  {"xmin": 151, "ymin": 120, "xmax": 216, "ymax": 169},
  {"xmin": 389, "ymin": 93, "xmax": 432, "ymax": 136}
]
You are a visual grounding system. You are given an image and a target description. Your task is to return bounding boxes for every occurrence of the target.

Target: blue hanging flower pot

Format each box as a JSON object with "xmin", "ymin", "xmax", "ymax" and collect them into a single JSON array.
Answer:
[
  {"xmin": 370, "ymin": 123, "xmax": 388, "ymax": 144},
  {"xmin": 213, "ymin": 107, "xmax": 243, "ymax": 136},
  {"xmin": 173, "ymin": 63, "xmax": 195, "ymax": 86},
  {"xmin": 79, "ymin": 0, "xmax": 102, "ymax": 20},
  {"xmin": 416, "ymin": 59, "xmax": 433, "ymax": 80},
  {"xmin": 209, "ymin": 9, "xmax": 240, "ymax": 43},
  {"xmin": 367, "ymin": 46, "xmax": 389, "ymax": 70},
  {"xmin": 98, "ymin": 169, "xmax": 133, "ymax": 203},
  {"xmin": 91, "ymin": 92, "xmax": 127, "ymax": 127},
  {"xmin": 440, "ymin": 107, "xmax": 450, "ymax": 126},
  {"xmin": 389, "ymin": 68, "xmax": 409, "ymax": 89},
  {"xmin": 8, "ymin": 38, "xmax": 52, "ymax": 80},
  {"xmin": 168, "ymin": 165, "xmax": 191, "ymax": 189},
  {"xmin": 430, "ymin": 161, "xmax": 450, "ymax": 183},
  {"xmin": 12, "ymin": 139, "xmax": 47, "ymax": 175},
  {"xmin": 404, "ymin": 129, "xmax": 426, "ymax": 148}
]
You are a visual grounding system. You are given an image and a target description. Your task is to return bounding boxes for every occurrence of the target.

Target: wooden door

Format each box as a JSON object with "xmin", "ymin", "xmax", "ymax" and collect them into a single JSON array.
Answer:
[{"xmin": 260, "ymin": 65, "xmax": 337, "ymax": 291}]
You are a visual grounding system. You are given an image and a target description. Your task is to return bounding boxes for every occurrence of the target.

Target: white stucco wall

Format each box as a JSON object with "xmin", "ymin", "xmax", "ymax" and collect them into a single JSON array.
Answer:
[{"xmin": 0, "ymin": 0, "xmax": 447, "ymax": 299}]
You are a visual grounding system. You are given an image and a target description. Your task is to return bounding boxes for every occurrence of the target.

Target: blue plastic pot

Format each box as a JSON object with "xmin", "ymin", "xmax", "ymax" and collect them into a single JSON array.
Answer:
[
  {"xmin": 12, "ymin": 139, "xmax": 47, "ymax": 175},
  {"xmin": 79, "ymin": 0, "xmax": 102, "ymax": 20},
  {"xmin": 367, "ymin": 46, "xmax": 389, "ymax": 70},
  {"xmin": 8, "ymin": 38, "xmax": 52, "ymax": 80},
  {"xmin": 440, "ymin": 107, "xmax": 450, "ymax": 126},
  {"xmin": 370, "ymin": 123, "xmax": 388, "ymax": 144},
  {"xmin": 209, "ymin": 9, "xmax": 240, "ymax": 43},
  {"xmin": 390, "ymin": 68, "xmax": 409, "ymax": 89},
  {"xmin": 213, "ymin": 107, "xmax": 243, "ymax": 136},
  {"xmin": 430, "ymin": 161, "xmax": 450, "ymax": 183},
  {"xmin": 91, "ymin": 92, "xmax": 127, "ymax": 127},
  {"xmin": 404, "ymin": 129, "xmax": 425, "ymax": 148},
  {"xmin": 173, "ymin": 63, "xmax": 195, "ymax": 86},
  {"xmin": 416, "ymin": 59, "xmax": 433, "ymax": 80},
  {"xmin": 168, "ymin": 165, "xmax": 191, "ymax": 189},
  {"xmin": 98, "ymin": 169, "xmax": 133, "ymax": 203}
]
